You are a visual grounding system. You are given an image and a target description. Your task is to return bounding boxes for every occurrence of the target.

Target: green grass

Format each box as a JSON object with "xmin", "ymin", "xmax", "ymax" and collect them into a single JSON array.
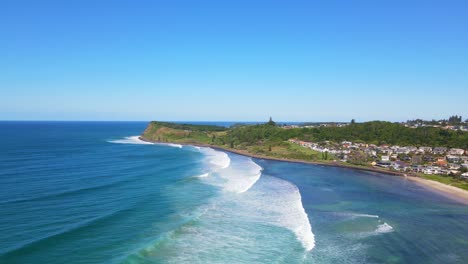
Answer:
[{"xmin": 421, "ymin": 174, "xmax": 468, "ymax": 191}]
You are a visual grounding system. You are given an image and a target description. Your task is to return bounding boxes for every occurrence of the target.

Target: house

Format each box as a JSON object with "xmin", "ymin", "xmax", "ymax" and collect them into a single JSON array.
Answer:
[
  {"xmin": 342, "ymin": 141, "xmax": 352, "ymax": 148},
  {"xmin": 423, "ymin": 166, "xmax": 438, "ymax": 174},
  {"xmin": 411, "ymin": 165, "xmax": 425, "ymax": 172},
  {"xmin": 435, "ymin": 158, "xmax": 448, "ymax": 167},
  {"xmin": 446, "ymin": 155, "xmax": 461, "ymax": 163},
  {"xmin": 381, "ymin": 156, "xmax": 390, "ymax": 161},
  {"xmin": 393, "ymin": 161, "xmax": 410, "ymax": 171},
  {"xmin": 418, "ymin": 146, "xmax": 432, "ymax": 153},
  {"xmin": 407, "ymin": 146, "xmax": 418, "ymax": 153},
  {"xmin": 433, "ymin": 147, "xmax": 448, "ymax": 155},
  {"xmin": 396, "ymin": 147, "xmax": 410, "ymax": 154},
  {"xmin": 448, "ymin": 163, "xmax": 461, "ymax": 170},
  {"xmin": 423, "ymin": 155, "xmax": 434, "ymax": 162},
  {"xmin": 448, "ymin": 148, "xmax": 465, "ymax": 155},
  {"xmin": 376, "ymin": 161, "xmax": 392, "ymax": 168},
  {"xmin": 365, "ymin": 149, "xmax": 377, "ymax": 157}
]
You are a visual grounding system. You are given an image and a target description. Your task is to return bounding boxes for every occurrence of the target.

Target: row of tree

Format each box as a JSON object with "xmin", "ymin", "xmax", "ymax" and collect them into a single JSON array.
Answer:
[
  {"xmin": 219, "ymin": 121, "xmax": 468, "ymax": 149},
  {"xmin": 407, "ymin": 115, "xmax": 466, "ymax": 126}
]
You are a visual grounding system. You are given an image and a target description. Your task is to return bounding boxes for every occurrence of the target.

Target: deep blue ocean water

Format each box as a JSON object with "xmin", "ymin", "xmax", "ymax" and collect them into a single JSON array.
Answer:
[{"xmin": 0, "ymin": 121, "xmax": 467, "ymax": 263}]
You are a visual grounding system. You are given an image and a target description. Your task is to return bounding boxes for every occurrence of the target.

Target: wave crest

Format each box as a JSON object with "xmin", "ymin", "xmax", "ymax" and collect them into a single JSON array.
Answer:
[
  {"xmin": 196, "ymin": 147, "xmax": 231, "ymax": 170},
  {"xmin": 108, "ymin": 136, "xmax": 183, "ymax": 148},
  {"xmin": 376, "ymin": 222, "xmax": 393, "ymax": 233},
  {"xmin": 108, "ymin": 136, "xmax": 153, "ymax": 145}
]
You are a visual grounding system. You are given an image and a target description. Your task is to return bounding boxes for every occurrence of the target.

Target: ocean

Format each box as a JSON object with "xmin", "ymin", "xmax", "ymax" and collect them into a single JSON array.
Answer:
[{"xmin": 0, "ymin": 121, "xmax": 467, "ymax": 263}]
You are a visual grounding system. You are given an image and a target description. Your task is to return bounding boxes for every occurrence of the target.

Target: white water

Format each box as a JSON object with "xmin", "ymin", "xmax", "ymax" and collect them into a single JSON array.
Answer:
[
  {"xmin": 240, "ymin": 175, "xmax": 315, "ymax": 251},
  {"xmin": 336, "ymin": 212, "xmax": 379, "ymax": 219},
  {"xmin": 197, "ymin": 147, "xmax": 231, "ymax": 170},
  {"xmin": 108, "ymin": 136, "xmax": 154, "ymax": 145},
  {"xmin": 120, "ymin": 143, "xmax": 316, "ymax": 262},
  {"xmin": 336, "ymin": 212, "xmax": 394, "ymax": 237},
  {"xmin": 375, "ymin": 222, "xmax": 394, "ymax": 233},
  {"xmin": 166, "ymin": 143, "xmax": 183, "ymax": 148},
  {"xmin": 108, "ymin": 136, "xmax": 183, "ymax": 148},
  {"xmin": 194, "ymin": 173, "xmax": 209, "ymax": 178},
  {"xmin": 193, "ymin": 147, "xmax": 315, "ymax": 251}
]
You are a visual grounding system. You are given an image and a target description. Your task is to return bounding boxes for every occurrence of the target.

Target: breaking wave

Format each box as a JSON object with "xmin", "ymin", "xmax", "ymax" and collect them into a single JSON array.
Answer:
[
  {"xmin": 166, "ymin": 143, "xmax": 183, "ymax": 148},
  {"xmin": 336, "ymin": 212, "xmax": 394, "ymax": 237},
  {"xmin": 184, "ymin": 147, "xmax": 314, "ymax": 251},
  {"xmin": 108, "ymin": 136, "xmax": 182, "ymax": 148},
  {"xmin": 194, "ymin": 173, "xmax": 209, "ymax": 178},
  {"xmin": 376, "ymin": 222, "xmax": 394, "ymax": 233},
  {"xmin": 196, "ymin": 147, "xmax": 231, "ymax": 170},
  {"xmin": 120, "ymin": 145, "xmax": 315, "ymax": 264},
  {"xmin": 108, "ymin": 136, "xmax": 153, "ymax": 145}
]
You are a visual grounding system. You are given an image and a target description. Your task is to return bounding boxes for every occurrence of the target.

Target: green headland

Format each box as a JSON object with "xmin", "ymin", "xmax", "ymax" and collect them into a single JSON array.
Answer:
[{"xmin": 140, "ymin": 119, "xmax": 468, "ymax": 193}]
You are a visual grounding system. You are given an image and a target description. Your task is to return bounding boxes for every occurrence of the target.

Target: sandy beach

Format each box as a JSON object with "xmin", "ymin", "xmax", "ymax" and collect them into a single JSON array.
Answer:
[{"xmin": 407, "ymin": 177, "xmax": 468, "ymax": 205}]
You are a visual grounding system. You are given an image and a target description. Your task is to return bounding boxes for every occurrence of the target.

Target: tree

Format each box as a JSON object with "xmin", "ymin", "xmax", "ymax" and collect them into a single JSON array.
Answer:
[
  {"xmin": 351, "ymin": 119, "xmax": 356, "ymax": 124},
  {"xmin": 448, "ymin": 115, "xmax": 462, "ymax": 125},
  {"xmin": 267, "ymin": 117, "xmax": 276, "ymax": 126},
  {"xmin": 268, "ymin": 145, "xmax": 272, "ymax": 151}
]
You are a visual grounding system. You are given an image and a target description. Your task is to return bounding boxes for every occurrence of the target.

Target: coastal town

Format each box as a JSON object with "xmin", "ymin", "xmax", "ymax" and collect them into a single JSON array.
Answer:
[
  {"xmin": 288, "ymin": 139, "xmax": 468, "ymax": 179},
  {"xmin": 281, "ymin": 115, "xmax": 468, "ymax": 132}
]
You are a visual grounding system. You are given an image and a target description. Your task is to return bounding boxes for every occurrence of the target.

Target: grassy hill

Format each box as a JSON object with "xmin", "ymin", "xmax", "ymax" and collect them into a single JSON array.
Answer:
[
  {"xmin": 141, "ymin": 120, "xmax": 468, "ymax": 161},
  {"xmin": 141, "ymin": 121, "xmax": 329, "ymax": 161}
]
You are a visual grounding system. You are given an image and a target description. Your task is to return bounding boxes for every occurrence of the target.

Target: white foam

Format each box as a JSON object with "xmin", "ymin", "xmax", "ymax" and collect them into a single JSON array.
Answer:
[
  {"xmin": 237, "ymin": 171, "xmax": 262, "ymax": 193},
  {"xmin": 108, "ymin": 136, "xmax": 154, "ymax": 145},
  {"xmin": 337, "ymin": 212, "xmax": 379, "ymax": 219},
  {"xmin": 198, "ymin": 154, "xmax": 262, "ymax": 194},
  {"xmin": 108, "ymin": 136, "xmax": 183, "ymax": 149},
  {"xmin": 224, "ymin": 159, "xmax": 262, "ymax": 194},
  {"xmin": 194, "ymin": 148, "xmax": 314, "ymax": 250},
  {"xmin": 196, "ymin": 147, "xmax": 231, "ymax": 170},
  {"xmin": 375, "ymin": 222, "xmax": 393, "ymax": 233},
  {"xmin": 130, "ymin": 148, "xmax": 315, "ymax": 261},
  {"xmin": 167, "ymin": 143, "xmax": 183, "ymax": 148},
  {"xmin": 195, "ymin": 173, "xmax": 209, "ymax": 178},
  {"xmin": 251, "ymin": 177, "xmax": 315, "ymax": 251}
]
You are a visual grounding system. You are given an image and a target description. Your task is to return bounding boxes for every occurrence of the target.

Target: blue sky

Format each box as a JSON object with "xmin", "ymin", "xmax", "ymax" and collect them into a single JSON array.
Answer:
[{"xmin": 1, "ymin": 0, "xmax": 467, "ymax": 122}]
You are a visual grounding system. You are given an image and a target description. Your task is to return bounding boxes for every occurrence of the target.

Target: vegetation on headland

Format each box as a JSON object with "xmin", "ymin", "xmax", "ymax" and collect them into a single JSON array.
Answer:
[
  {"xmin": 143, "ymin": 119, "xmax": 468, "ymax": 151},
  {"xmin": 141, "ymin": 119, "xmax": 468, "ymax": 190},
  {"xmin": 295, "ymin": 121, "xmax": 468, "ymax": 149},
  {"xmin": 142, "ymin": 120, "xmax": 333, "ymax": 161}
]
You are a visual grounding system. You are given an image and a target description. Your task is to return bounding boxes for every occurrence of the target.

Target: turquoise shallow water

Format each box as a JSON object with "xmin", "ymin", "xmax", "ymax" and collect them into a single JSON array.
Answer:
[{"xmin": 0, "ymin": 121, "xmax": 467, "ymax": 263}]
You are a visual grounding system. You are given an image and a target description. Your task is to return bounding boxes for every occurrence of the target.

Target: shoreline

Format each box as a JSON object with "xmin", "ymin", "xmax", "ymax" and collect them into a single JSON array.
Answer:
[{"xmin": 139, "ymin": 137, "xmax": 468, "ymax": 205}]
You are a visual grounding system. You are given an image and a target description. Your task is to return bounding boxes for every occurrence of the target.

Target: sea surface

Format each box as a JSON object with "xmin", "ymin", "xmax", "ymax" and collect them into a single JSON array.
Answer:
[{"xmin": 0, "ymin": 121, "xmax": 467, "ymax": 263}]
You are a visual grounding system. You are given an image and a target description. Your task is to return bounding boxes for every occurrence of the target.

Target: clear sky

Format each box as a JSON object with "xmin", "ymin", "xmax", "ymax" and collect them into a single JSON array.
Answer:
[{"xmin": 1, "ymin": 0, "xmax": 467, "ymax": 122}]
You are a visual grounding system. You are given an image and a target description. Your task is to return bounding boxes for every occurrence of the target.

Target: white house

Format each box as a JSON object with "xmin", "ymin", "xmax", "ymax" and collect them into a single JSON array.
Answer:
[
  {"xmin": 448, "ymin": 148, "xmax": 465, "ymax": 155},
  {"xmin": 418, "ymin": 146, "xmax": 432, "ymax": 153}
]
